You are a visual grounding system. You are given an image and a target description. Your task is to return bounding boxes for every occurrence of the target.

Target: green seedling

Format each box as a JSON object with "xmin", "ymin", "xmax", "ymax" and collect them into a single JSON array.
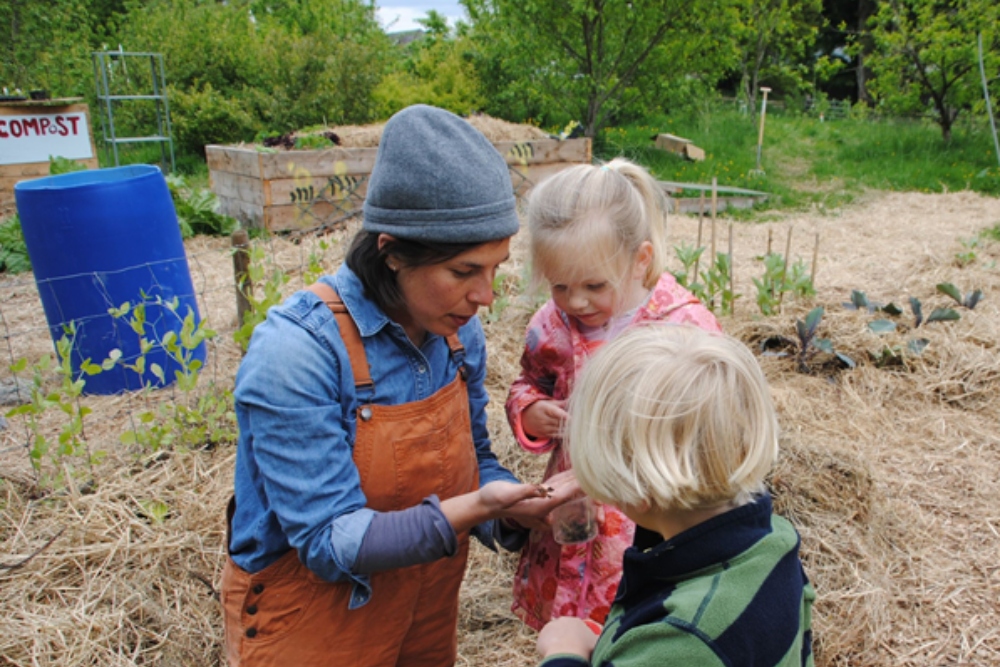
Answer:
[
  {"xmin": 795, "ymin": 306, "xmax": 854, "ymax": 372},
  {"xmin": 954, "ymin": 238, "xmax": 978, "ymax": 267},
  {"xmin": 909, "ymin": 296, "xmax": 960, "ymax": 327},
  {"xmin": 700, "ymin": 252, "xmax": 738, "ymax": 316},
  {"xmin": 936, "ymin": 282, "xmax": 983, "ymax": 310},
  {"xmin": 760, "ymin": 307, "xmax": 854, "ymax": 373}
]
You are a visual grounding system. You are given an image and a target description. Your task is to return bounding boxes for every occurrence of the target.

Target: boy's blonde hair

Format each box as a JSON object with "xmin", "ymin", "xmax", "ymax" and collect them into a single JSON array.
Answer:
[
  {"xmin": 568, "ymin": 324, "xmax": 778, "ymax": 512},
  {"xmin": 526, "ymin": 158, "xmax": 670, "ymax": 293}
]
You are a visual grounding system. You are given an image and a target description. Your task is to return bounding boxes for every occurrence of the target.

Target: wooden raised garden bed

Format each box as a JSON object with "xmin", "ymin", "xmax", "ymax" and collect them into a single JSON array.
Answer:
[{"xmin": 206, "ymin": 137, "xmax": 592, "ymax": 233}]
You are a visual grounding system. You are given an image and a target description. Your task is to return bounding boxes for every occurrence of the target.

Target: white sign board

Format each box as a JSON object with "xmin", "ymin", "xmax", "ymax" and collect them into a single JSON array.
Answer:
[{"xmin": 0, "ymin": 111, "xmax": 93, "ymax": 165}]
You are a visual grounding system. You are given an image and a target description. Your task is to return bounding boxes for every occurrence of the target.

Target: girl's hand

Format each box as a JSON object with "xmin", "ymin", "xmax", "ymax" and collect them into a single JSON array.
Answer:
[
  {"xmin": 537, "ymin": 617, "xmax": 598, "ymax": 660},
  {"xmin": 522, "ymin": 399, "xmax": 568, "ymax": 440}
]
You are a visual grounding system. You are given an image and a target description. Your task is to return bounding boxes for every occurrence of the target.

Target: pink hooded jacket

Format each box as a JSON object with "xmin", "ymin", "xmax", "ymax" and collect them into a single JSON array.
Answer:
[{"xmin": 506, "ymin": 271, "xmax": 722, "ymax": 630}]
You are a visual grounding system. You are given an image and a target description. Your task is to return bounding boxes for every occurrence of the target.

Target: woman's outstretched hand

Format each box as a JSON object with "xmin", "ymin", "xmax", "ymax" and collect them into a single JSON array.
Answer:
[
  {"xmin": 494, "ymin": 469, "xmax": 580, "ymax": 530},
  {"xmin": 440, "ymin": 470, "xmax": 579, "ymax": 533}
]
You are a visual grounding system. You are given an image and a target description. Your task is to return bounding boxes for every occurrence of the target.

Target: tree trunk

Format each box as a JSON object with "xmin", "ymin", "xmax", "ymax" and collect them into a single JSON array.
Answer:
[{"xmin": 855, "ymin": 0, "xmax": 874, "ymax": 104}]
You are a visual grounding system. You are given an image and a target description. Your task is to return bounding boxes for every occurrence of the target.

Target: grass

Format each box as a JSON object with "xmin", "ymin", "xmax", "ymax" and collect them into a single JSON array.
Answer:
[{"xmin": 594, "ymin": 105, "xmax": 1000, "ymax": 214}]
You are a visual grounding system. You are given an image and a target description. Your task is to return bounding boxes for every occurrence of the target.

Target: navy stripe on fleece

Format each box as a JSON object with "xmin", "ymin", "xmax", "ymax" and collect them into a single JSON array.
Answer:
[
  {"xmin": 612, "ymin": 580, "xmax": 677, "ymax": 641},
  {"xmin": 713, "ymin": 545, "xmax": 807, "ymax": 666}
]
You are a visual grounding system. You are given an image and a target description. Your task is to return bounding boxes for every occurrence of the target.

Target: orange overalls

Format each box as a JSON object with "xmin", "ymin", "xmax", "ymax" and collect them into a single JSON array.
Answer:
[{"xmin": 222, "ymin": 285, "xmax": 479, "ymax": 666}]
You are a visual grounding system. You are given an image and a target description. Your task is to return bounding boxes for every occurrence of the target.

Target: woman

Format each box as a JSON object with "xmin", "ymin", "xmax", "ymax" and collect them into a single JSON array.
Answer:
[{"xmin": 222, "ymin": 105, "xmax": 572, "ymax": 667}]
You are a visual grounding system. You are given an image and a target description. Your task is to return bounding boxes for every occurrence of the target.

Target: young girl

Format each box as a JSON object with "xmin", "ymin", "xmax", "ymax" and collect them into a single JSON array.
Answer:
[{"xmin": 506, "ymin": 158, "xmax": 722, "ymax": 631}]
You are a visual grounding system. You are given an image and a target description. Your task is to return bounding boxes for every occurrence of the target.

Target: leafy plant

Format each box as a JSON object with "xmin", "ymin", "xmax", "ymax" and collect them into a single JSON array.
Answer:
[
  {"xmin": 48, "ymin": 155, "xmax": 87, "ymax": 175},
  {"xmin": 5, "ymin": 326, "xmax": 104, "ymax": 493},
  {"xmin": 785, "ymin": 258, "xmax": 816, "ymax": 299},
  {"xmin": 908, "ymin": 296, "xmax": 960, "ymax": 327},
  {"xmin": 303, "ymin": 239, "xmax": 333, "ymax": 286},
  {"xmin": 752, "ymin": 253, "xmax": 781, "ymax": 316},
  {"xmin": 233, "ymin": 244, "xmax": 291, "ymax": 353},
  {"xmin": 0, "ymin": 215, "xmax": 31, "ymax": 274},
  {"xmin": 700, "ymin": 251, "xmax": 738, "ymax": 316},
  {"xmin": 795, "ymin": 307, "xmax": 855, "ymax": 373},
  {"xmin": 138, "ymin": 498, "xmax": 171, "ymax": 524},
  {"xmin": 165, "ymin": 174, "xmax": 239, "ymax": 239},
  {"xmin": 936, "ymin": 282, "xmax": 982, "ymax": 310},
  {"xmin": 672, "ymin": 242, "xmax": 707, "ymax": 300},
  {"xmin": 953, "ymin": 237, "xmax": 978, "ymax": 267},
  {"xmin": 485, "ymin": 272, "xmax": 514, "ymax": 324},
  {"xmin": 105, "ymin": 298, "xmax": 235, "ymax": 453}
]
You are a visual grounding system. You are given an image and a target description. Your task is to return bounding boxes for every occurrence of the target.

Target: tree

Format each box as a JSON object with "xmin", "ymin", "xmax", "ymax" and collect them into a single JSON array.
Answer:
[
  {"xmin": 464, "ymin": 0, "xmax": 731, "ymax": 137},
  {"xmin": 730, "ymin": 0, "xmax": 826, "ymax": 116},
  {"xmin": 0, "ymin": 0, "xmax": 96, "ymax": 97},
  {"xmin": 862, "ymin": 0, "xmax": 1000, "ymax": 142},
  {"xmin": 117, "ymin": 0, "xmax": 391, "ymax": 149},
  {"xmin": 374, "ymin": 14, "xmax": 485, "ymax": 118}
]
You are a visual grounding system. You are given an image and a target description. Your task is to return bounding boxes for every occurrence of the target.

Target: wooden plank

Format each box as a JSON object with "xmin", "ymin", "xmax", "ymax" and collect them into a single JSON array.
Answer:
[
  {"xmin": 508, "ymin": 162, "xmax": 582, "ymax": 198},
  {"xmin": 206, "ymin": 145, "xmax": 263, "ymax": 179},
  {"xmin": 258, "ymin": 147, "xmax": 380, "ymax": 181},
  {"xmin": 267, "ymin": 173, "xmax": 370, "ymax": 208},
  {"xmin": 654, "ymin": 133, "xmax": 692, "ymax": 154},
  {"xmin": 670, "ymin": 195, "xmax": 767, "ymax": 214},
  {"xmin": 495, "ymin": 138, "xmax": 590, "ymax": 166},
  {"xmin": 683, "ymin": 144, "xmax": 706, "ymax": 161},
  {"xmin": 265, "ymin": 199, "xmax": 362, "ymax": 233},
  {"xmin": 659, "ymin": 180, "xmax": 768, "ymax": 197},
  {"xmin": 209, "ymin": 171, "xmax": 266, "ymax": 208},
  {"xmin": 217, "ymin": 195, "xmax": 264, "ymax": 229}
]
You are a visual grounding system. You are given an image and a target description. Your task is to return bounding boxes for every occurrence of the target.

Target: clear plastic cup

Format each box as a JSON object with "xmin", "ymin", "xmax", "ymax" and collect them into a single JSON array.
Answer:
[{"xmin": 551, "ymin": 496, "xmax": 599, "ymax": 545}]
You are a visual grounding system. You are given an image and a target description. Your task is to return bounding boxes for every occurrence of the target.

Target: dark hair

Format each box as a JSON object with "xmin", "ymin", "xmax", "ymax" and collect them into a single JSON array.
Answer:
[{"xmin": 346, "ymin": 231, "xmax": 485, "ymax": 313}]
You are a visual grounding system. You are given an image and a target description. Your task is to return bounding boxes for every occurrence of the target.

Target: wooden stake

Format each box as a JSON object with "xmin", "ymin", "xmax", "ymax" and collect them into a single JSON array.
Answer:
[
  {"xmin": 232, "ymin": 229, "xmax": 252, "ymax": 334},
  {"xmin": 777, "ymin": 226, "xmax": 793, "ymax": 311},
  {"xmin": 710, "ymin": 178, "xmax": 718, "ymax": 260},
  {"xmin": 811, "ymin": 232, "xmax": 820, "ymax": 286},
  {"xmin": 694, "ymin": 193, "xmax": 705, "ymax": 281},
  {"xmin": 728, "ymin": 221, "xmax": 735, "ymax": 316},
  {"xmin": 767, "ymin": 227, "xmax": 773, "ymax": 256},
  {"xmin": 710, "ymin": 178, "xmax": 718, "ymax": 309}
]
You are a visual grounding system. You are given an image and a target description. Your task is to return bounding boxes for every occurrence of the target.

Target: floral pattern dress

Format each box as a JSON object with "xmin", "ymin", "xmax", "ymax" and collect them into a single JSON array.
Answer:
[{"xmin": 505, "ymin": 271, "xmax": 722, "ymax": 631}]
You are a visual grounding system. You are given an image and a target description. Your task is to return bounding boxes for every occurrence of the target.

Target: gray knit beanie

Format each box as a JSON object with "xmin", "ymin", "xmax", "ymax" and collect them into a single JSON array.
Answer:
[{"xmin": 363, "ymin": 105, "xmax": 520, "ymax": 243}]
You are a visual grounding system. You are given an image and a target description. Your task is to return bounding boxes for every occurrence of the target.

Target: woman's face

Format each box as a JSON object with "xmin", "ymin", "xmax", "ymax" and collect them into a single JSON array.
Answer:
[{"xmin": 383, "ymin": 235, "xmax": 511, "ymax": 345}]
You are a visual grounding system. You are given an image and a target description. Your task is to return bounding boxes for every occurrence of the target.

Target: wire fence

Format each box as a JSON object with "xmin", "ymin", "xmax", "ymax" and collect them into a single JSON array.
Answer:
[{"xmin": 0, "ymin": 223, "xmax": 358, "ymax": 482}]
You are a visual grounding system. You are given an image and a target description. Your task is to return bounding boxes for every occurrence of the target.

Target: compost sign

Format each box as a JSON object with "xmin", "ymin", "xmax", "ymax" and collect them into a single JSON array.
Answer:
[{"xmin": 0, "ymin": 111, "xmax": 93, "ymax": 165}]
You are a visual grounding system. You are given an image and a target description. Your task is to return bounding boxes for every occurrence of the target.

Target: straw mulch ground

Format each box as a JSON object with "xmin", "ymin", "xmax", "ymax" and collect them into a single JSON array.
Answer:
[{"xmin": 1, "ymin": 189, "xmax": 999, "ymax": 666}]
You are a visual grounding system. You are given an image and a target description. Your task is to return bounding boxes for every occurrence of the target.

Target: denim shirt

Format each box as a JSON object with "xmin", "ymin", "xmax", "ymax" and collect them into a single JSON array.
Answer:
[{"xmin": 230, "ymin": 264, "xmax": 517, "ymax": 608}]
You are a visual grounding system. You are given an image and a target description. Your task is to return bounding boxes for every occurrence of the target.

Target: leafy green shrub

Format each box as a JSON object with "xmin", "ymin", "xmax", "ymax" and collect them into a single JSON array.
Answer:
[
  {"xmin": 166, "ymin": 174, "xmax": 238, "ymax": 238},
  {"xmin": 168, "ymin": 83, "xmax": 257, "ymax": 156},
  {"xmin": 374, "ymin": 34, "xmax": 485, "ymax": 118},
  {"xmin": 0, "ymin": 215, "xmax": 31, "ymax": 274},
  {"xmin": 49, "ymin": 155, "xmax": 88, "ymax": 175}
]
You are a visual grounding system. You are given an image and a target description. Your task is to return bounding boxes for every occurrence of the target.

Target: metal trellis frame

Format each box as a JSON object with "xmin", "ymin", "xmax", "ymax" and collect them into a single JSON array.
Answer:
[{"xmin": 92, "ymin": 51, "xmax": 175, "ymax": 172}]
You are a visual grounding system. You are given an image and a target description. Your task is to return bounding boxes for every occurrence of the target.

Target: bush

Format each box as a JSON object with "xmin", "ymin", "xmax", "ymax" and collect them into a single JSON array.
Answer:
[{"xmin": 169, "ymin": 83, "xmax": 257, "ymax": 157}]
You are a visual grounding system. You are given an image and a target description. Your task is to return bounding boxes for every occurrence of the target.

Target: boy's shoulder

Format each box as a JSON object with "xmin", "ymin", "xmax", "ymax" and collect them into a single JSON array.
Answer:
[{"xmin": 595, "ymin": 507, "xmax": 811, "ymax": 666}]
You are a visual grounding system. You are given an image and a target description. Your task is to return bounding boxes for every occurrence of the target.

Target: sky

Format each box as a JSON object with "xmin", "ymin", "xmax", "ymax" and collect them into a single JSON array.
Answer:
[{"xmin": 376, "ymin": 1, "xmax": 467, "ymax": 33}]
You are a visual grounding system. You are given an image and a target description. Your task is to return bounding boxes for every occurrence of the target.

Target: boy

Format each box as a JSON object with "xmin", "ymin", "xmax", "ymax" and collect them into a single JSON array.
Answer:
[{"xmin": 536, "ymin": 324, "xmax": 815, "ymax": 667}]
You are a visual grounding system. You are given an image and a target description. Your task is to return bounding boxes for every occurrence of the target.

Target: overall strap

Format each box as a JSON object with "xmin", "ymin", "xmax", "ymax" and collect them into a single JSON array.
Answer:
[
  {"xmin": 306, "ymin": 283, "xmax": 374, "ymax": 396},
  {"xmin": 445, "ymin": 334, "xmax": 468, "ymax": 380}
]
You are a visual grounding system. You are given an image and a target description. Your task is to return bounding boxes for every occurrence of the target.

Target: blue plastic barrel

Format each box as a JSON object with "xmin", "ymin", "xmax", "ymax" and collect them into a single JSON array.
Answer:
[{"xmin": 14, "ymin": 165, "xmax": 206, "ymax": 395}]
